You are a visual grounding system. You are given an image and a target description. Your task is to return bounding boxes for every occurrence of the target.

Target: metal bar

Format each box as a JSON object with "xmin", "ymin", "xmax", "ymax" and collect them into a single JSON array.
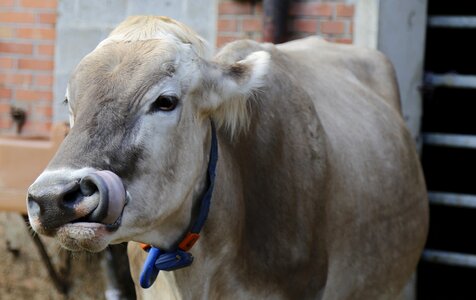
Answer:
[
  {"xmin": 425, "ymin": 72, "xmax": 476, "ymax": 89},
  {"xmin": 263, "ymin": 0, "xmax": 291, "ymax": 43},
  {"xmin": 429, "ymin": 16, "xmax": 476, "ymax": 28},
  {"xmin": 422, "ymin": 133, "xmax": 476, "ymax": 149},
  {"xmin": 422, "ymin": 250, "xmax": 476, "ymax": 268},
  {"xmin": 429, "ymin": 192, "xmax": 476, "ymax": 209}
]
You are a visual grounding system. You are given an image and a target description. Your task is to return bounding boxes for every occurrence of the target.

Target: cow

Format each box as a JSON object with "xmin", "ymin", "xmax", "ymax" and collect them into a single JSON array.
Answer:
[{"xmin": 26, "ymin": 16, "xmax": 428, "ymax": 299}]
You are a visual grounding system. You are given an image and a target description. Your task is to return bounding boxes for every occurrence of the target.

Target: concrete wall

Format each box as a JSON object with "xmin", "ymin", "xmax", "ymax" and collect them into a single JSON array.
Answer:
[
  {"xmin": 54, "ymin": 0, "xmax": 217, "ymax": 123},
  {"xmin": 378, "ymin": 0, "xmax": 427, "ymax": 145},
  {"xmin": 354, "ymin": 0, "xmax": 427, "ymax": 144}
]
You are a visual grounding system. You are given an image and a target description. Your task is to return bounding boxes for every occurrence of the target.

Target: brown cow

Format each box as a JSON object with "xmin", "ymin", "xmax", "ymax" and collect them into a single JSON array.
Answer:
[{"xmin": 27, "ymin": 16, "xmax": 428, "ymax": 299}]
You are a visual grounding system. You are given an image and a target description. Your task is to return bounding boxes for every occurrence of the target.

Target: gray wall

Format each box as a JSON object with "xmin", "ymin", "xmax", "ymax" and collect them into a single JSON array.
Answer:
[
  {"xmin": 354, "ymin": 0, "xmax": 428, "ymax": 144},
  {"xmin": 54, "ymin": 0, "xmax": 217, "ymax": 123},
  {"xmin": 378, "ymin": 0, "xmax": 428, "ymax": 144}
]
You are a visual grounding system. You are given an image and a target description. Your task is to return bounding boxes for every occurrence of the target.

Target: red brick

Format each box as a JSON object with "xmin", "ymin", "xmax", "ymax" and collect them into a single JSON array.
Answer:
[
  {"xmin": 23, "ymin": 121, "xmax": 52, "ymax": 135},
  {"xmin": 0, "ymin": 12, "xmax": 35, "ymax": 23},
  {"xmin": 16, "ymin": 89, "xmax": 52, "ymax": 101},
  {"xmin": 0, "ymin": 118, "xmax": 11, "ymax": 129},
  {"xmin": 34, "ymin": 105, "xmax": 53, "ymax": 117},
  {"xmin": 39, "ymin": 13, "xmax": 56, "ymax": 24},
  {"xmin": 254, "ymin": 2, "xmax": 263, "ymax": 15},
  {"xmin": 0, "ymin": 27, "xmax": 14, "ymax": 38},
  {"xmin": 35, "ymin": 74, "xmax": 53, "ymax": 86},
  {"xmin": 216, "ymin": 34, "xmax": 240, "ymax": 48},
  {"xmin": 320, "ymin": 21, "xmax": 345, "ymax": 34},
  {"xmin": 18, "ymin": 59, "xmax": 54, "ymax": 71},
  {"xmin": 0, "ymin": 57, "xmax": 15, "ymax": 69},
  {"xmin": 218, "ymin": 18, "xmax": 238, "ymax": 32},
  {"xmin": 0, "ymin": 103, "xmax": 10, "ymax": 114},
  {"xmin": 251, "ymin": 32, "xmax": 263, "ymax": 42},
  {"xmin": 335, "ymin": 38, "xmax": 353, "ymax": 44},
  {"xmin": 336, "ymin": 4, "xmax": 354, "ymax": 17},
  {"xmin": 0, "ymin": 73, "xmax": 33, "ymax": 85},
  {"xmin": 34, "ymin": 106, "xmax": 53, "ymax": 118},
  {"xmin": 0, "ymin": 0, "xmax": 15, "ymax": 6},
  {"xmin": 292, "ymin": 19, "xmax": 318, "ymax": 33},
  {"xmin": 20, "ymin": 0, "xmax": 57, "ymax": 8},
  {"xmin": 0, "ymin": 42, "xmax": 33, "ymax": 54},
  {"xmin": 242, "ymin": 17, "xmax": 262, "ymax": 32},
  {"xmin": 0, "ymin": 88, "xmax": 12, "ymax": 99},
  {"xmin": 17, "ymin": 28, "xmax": 56, "ymax": 40},
  {"xmin": 219, "ymin": 1, "xmax": 253, "ymax": 15},
  {"xmin": 37, "ymin": 44, "xmax": 55, "ymax": 56},
  {"xmin": 290, "ymin": 3, "xmax": 333, "ymax": 17}
]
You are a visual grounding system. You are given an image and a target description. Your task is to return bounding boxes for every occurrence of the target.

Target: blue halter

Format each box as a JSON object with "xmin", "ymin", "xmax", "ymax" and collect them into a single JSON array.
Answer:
[{"xmin": 139, "ymin": 121, "xmax": 218, "ymax": 289}]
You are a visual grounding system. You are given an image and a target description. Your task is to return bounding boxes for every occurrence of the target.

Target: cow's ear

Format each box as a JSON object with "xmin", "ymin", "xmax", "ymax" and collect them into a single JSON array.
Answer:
[{"xmin": 197, "ymin": 50, "xmax": 270, "ymax": 135}]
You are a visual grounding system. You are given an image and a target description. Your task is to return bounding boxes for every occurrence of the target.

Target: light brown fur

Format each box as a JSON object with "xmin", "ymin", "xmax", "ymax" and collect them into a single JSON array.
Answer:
[{"xmin": 27, "ymin": 17, "xmax": 428, "ymax": 300}]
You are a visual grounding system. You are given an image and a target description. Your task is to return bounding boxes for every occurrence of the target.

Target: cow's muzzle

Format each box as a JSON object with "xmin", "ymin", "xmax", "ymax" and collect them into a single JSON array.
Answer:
[{"xmin": 27, "ymin": 170, "xmax": 127, "ymax": 232}]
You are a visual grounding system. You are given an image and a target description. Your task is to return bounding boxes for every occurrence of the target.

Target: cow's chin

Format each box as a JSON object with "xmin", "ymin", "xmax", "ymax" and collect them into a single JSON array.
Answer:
[{"xmin": 55, "ymin": 222, "xmax": 115, "ymax": 252}]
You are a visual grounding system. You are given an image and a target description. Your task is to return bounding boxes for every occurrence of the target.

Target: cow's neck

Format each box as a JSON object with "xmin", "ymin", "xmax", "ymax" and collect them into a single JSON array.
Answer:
[
  {"xmin": 229, "ymin": 78, "xmax": 330, "ymax": 297},
  {"xmin": 133, "ymin": 66, "xmax": 330, "ymax": 299},
  {"xmin": 162, "ymin": 77, "xmax": 330, "ymax": 298}
]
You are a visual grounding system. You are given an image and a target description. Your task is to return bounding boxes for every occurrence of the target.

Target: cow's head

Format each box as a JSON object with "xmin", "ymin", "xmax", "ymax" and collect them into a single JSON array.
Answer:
[{"xmin": 27, "ymin": 16, "xmax": 269, "ymax": 252}]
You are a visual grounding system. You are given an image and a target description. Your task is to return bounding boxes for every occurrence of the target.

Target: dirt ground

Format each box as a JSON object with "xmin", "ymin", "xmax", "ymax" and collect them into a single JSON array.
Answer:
[{"xmin": 0, "ymin": 212, "xmax": 107, "ymax": 300}]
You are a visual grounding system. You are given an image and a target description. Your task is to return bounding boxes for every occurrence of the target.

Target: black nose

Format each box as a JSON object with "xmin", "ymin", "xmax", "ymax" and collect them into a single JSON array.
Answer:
[
  {"xmin": 28, "ymin": 179, "xmax": 85, "ymax": 230},
  {"xmin": 27, "ymin": 174, "xmax": 110, "ymax": 230}
]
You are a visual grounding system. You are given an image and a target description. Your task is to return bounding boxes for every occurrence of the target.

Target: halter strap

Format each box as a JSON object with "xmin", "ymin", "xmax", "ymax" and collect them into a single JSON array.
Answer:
[{"xmin": 139, "ymin": 121, "xmax": 218, "ymax": 289}]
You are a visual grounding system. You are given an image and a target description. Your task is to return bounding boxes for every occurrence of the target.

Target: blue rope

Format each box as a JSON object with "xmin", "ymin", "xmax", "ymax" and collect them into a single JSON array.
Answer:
[
  {"xmin": 139, "ymin": 121, "xmax": 218, "ymax": 289},
  {"xmin": 191, "ymin": 121, "xmax": 217, "ymax": 234}
]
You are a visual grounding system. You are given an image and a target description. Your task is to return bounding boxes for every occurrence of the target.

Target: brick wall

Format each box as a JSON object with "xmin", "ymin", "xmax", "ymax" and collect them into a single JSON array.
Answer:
[
  {"xmin": 0, "ymin": 0, "xmax": 57, "ymax": 137},
  {"xmin": 0, "ymin": 0, "xmax": 354, "ymax": 136},
  {"xmin": 217, "ymin": 0, "xmax": 354, "ymax": 48}
]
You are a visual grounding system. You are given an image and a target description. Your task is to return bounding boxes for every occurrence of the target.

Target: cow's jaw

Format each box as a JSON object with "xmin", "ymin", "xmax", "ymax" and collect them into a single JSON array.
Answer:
[{"xmin": 56, "ymin": 222, "xmax": 116, "ymax": 252}]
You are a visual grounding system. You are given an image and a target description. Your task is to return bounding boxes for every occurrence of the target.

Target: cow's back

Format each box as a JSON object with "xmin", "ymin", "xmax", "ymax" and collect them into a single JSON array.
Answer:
[
  {"xmin": 277, "ymin": 37, "xmax": 401, "ymax": 112},
  {"xmin": 277, "ymin": 37, "xmax": 428, "ymax": 299}
]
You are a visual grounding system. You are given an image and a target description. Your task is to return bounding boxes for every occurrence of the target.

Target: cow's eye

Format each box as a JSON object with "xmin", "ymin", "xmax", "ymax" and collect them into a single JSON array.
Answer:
[{"xmin": 149, "ymin": 95, "xmax": 179, "ymax": 113}]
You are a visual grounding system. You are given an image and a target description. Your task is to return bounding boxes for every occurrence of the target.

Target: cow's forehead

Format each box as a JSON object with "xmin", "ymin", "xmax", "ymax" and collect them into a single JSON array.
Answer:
[{"xmin": 68, "ymin": 39, "xmax": 181, "ymax": 107}]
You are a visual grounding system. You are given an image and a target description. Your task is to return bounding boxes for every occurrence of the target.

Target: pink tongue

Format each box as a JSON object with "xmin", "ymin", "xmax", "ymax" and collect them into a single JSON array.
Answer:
[{"xmin": 93, "ymin": 170, "xmax": 126, "ymax": 225}]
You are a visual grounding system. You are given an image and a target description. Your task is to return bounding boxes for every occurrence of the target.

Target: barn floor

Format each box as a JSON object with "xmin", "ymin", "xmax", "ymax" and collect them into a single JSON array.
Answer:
[{"xmin": 0, "ymin": 212, "xmax": 106, "ymax": 300}]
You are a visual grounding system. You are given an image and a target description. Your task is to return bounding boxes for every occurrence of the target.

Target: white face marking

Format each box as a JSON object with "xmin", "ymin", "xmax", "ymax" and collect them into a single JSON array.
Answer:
[
  {"xmin": 131, "ymin": 79, "xmax": 183, "ymax": 149},
  {"xmin": 33, "ymin": 167, "xmax": 97, "ymax": 185}
]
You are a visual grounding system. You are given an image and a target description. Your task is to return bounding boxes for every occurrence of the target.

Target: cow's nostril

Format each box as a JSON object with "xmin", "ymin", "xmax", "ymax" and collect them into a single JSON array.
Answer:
[
  {"xmin": 62, "ymin": 181, "xmax": 83, "ymax": 206},
  {"xmin": 79, "ymin": 171, "xmax": 127, "ymax": 225},
  {"xmin": 80, "ymin": 176, "xmax": 99, "ymax": 197},
  {"xmin": 80, "ymin": 173, "xmax": 109, "ymax": 222}
]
